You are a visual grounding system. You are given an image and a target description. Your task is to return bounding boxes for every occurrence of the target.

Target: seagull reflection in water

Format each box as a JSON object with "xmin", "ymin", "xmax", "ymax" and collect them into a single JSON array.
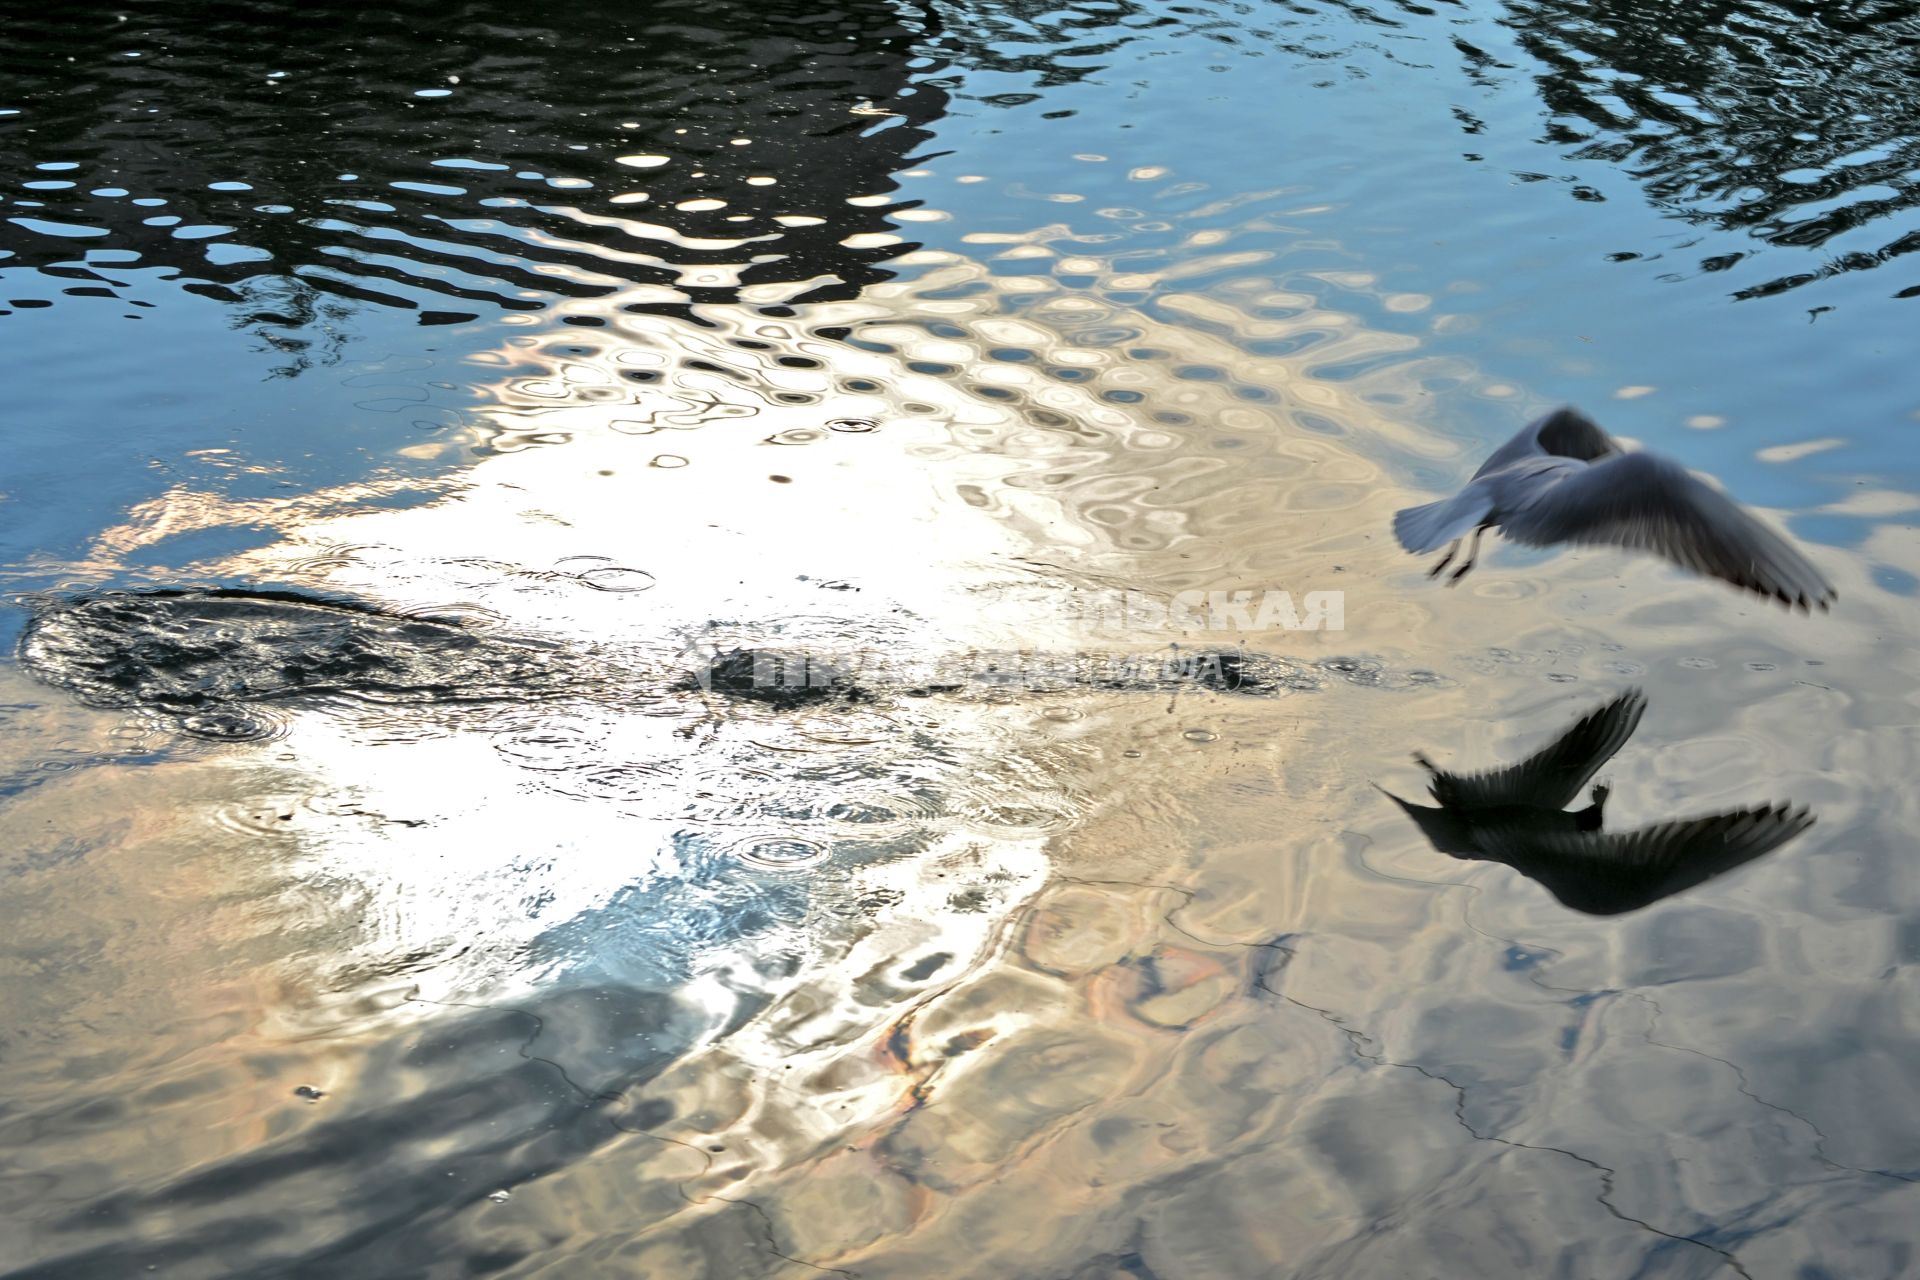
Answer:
[{"xmin": 1379, "ymin": 689, "xmax": 1814, "ymax": 915}]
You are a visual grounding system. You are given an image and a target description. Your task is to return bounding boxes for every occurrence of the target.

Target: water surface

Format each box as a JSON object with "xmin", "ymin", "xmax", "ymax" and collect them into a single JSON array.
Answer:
[{"xmin": 4, "ymin": 2, "xmax": 1920, "ymax": 1277}]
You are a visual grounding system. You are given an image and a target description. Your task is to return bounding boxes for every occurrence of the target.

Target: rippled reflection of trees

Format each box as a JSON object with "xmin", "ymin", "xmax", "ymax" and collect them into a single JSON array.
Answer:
[
  {"xmin": 924, "ymin": 0, "xmax": 1400, "ymax": 102},
  {"xmin": 1500, "ymin": 0, "xmax": 1920, "ymax": 298},
  {"xmin": 933, "ymin": 0, "xmax": 1920, "ymax": 301},
  {"xmin": 0, "ymin": 0, "xmax": 948, "ymax": 344}
]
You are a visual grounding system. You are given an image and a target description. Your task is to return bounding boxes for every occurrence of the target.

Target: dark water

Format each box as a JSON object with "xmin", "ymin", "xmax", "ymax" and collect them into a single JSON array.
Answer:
[{"xmin": 5, "ymin": 2, "xmax": 1920, "ymax": 1277}]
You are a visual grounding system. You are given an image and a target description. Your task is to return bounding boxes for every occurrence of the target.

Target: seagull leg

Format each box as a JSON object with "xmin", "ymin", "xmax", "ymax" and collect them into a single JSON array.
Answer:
[
  {"xmin": 1427, "ymin": 540, "xmax": 1461, "ymax": 579},
  {"xmin": 1446, "ymin": 524, "xmax": 1487, "ymax": 586}
]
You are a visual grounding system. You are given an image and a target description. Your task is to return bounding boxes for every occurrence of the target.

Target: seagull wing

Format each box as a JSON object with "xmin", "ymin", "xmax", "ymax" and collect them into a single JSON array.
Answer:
[
  {"xmin": 1470, "ymin": 406, "xmax": 1620, "ymax": 480},
  {"xmin": 1473, "ymin": 804, "xmax": 1814, "ymax": 915},
  {"xmin": 1429, "ymin": 688, "xmax": 1645, "ymax": 812},
  {"xmin": 1500, "ymin": 450, "xmax": 1835, "ymax": 610}
]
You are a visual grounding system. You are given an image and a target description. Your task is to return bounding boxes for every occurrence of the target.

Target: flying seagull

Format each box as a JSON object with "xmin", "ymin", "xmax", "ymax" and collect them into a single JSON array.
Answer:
[
  {"xmin": 1393, "ymin": 406, "xmax": 1834, "ymax": 610},
  {"xmin": 1379, "ymin": 689, "xmax": 1815, "ymax": 915}
]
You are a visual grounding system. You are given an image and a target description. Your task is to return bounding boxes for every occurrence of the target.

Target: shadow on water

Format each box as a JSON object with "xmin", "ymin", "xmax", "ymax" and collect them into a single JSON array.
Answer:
[
  {"xmin": 0, "ymin": 0, "xmax": 947, "ymax": 350},
  {"xmin": 1378, "ymin": 688, "xmax": 1816, "ymax": 915},
  {"xmin": 23, "ymin": 983, "xmax": 719, "ymax": 1280}
]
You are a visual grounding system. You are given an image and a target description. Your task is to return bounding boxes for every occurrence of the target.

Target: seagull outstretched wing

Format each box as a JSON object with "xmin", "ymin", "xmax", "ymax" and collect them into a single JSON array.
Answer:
[{"xmin": 1500, "ymin": 451, "xmax": 1835, "ymax": 610}]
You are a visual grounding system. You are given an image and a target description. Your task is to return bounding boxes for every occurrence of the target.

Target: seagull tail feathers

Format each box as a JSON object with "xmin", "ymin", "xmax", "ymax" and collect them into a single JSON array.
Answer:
[{"xmin": 1393, "ymin": 490, "xmax": 1492, "ymax": 554}]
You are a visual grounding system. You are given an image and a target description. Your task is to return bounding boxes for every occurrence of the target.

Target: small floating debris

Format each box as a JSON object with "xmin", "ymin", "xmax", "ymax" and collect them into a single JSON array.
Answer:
[{"xmin": 293, "ymin": 1085, "xmax": 325, "ymax": 1102}]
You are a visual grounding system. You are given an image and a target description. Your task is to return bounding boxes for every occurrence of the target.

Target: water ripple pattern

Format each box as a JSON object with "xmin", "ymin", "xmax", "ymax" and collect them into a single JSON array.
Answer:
[
  {"xmin": 4, "ymin": 2, "xmax": 1920, "ymax": 1279},
  {"xmin": 0, "ymin": 0, "xmax": 946, "ymax": 326}
]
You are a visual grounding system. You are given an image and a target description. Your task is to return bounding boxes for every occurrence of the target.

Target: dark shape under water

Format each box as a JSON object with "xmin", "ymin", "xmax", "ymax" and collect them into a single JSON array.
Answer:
[
  {"xmin": 690, "ymin": 642, "xmax": 1356, "ymax": 704},
  {"xmin": 1380, "ymin": 688, "xmax": 1815, "ymax": 915},
  {"xmin": 1394, "ymin": 406, "xmax": 1835, "ymax": 611},
  {"xmin": 17, "ymin": 588, "xmax": 575, "ymax": 737},
  {"xmin": 16, "ymin": 588, "xmax": 1436, "ymax": 738}
]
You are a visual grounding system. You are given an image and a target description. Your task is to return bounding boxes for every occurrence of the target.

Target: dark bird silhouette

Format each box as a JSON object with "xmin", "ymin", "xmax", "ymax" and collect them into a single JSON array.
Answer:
[
  {"xmin": 1380, "ymin": 689, "xmax": 1815, "ymax": 915},
  {"xmin": 1393, "ymin": 406, "xmax": 1834, "ymax": 611}
]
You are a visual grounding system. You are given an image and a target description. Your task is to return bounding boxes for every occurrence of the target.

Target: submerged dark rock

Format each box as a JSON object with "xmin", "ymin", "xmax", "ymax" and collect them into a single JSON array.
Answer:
[
  {"xmin": 17, "ymin": 588, "xmax": 1436, "ymax": 738},
  {"xmin": 18, "ymin": 589, "xmax": 574, "ymax": 723},
  {"xmin": 686, "ymin": 648, "xmax": 868, "ymax": 708}
]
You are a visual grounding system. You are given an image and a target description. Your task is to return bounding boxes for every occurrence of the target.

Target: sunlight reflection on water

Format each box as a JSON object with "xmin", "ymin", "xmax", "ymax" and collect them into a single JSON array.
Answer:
[
  {"xmin": 5, "ymin": 0, "xmax": 1920, "ymax": 1276},
  {"xmin": 7, "ymin": 247, "xmax": 1917, "ymax": 1277}
]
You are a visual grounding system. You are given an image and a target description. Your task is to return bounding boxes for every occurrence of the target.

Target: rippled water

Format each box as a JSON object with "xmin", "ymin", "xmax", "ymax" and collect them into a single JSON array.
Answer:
[{"xmin": 5, "ymin": 2, "xmax": 1920, "ymax": 1277}]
